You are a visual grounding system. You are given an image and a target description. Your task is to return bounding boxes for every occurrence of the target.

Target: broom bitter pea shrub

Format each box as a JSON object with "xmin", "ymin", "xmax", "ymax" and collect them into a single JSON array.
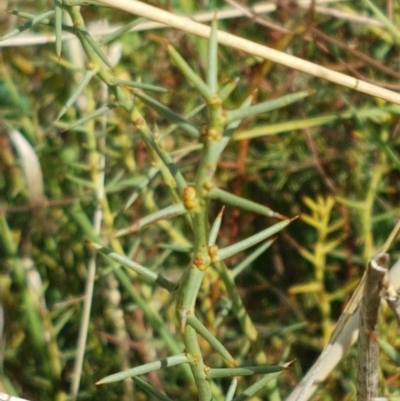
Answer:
[
  {"xmin": 75, "ymin": 9, "xmax": 299, "ymax": 401},
  {"xmin": 1, "ymin": 3, "xmax": 306, "ymax": 400}
]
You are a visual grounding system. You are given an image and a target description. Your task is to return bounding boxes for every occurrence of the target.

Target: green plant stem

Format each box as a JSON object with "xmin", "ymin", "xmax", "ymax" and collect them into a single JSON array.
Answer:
[
  {"xmin": 70, "ymin": 87, "xmax": 103, "ymax": 401},
  {"xmin": 214, "ymin": 259, "xmax": 281, "ymax": 400},
  {"xmin": 174, "ymin": 92, "xmax": 226, "ymax": 400},
  {"xmin": 362, "ymin": 166, "xmax": 385, "ymax": 260}
]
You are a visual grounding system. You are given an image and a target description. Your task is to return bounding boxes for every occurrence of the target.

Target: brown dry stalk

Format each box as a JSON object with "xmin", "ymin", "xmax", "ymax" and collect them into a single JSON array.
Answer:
[{"xmin": 357, "ymin": 253, "xmax": 388, "ymax": 401}]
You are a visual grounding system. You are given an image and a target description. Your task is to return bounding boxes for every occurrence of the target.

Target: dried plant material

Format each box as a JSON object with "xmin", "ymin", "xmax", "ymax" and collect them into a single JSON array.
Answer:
[
  {"xmin": 357, "ymin": 253, "xmax": 388, "ymax": 401},
  {"xmin": 8, "ymin": 128, "xmax": 44, "ymax": 205}
]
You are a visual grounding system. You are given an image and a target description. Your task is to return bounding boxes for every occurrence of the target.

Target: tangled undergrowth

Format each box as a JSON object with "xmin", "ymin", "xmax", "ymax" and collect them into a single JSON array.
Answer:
[{"xmin": 1, "ymin": 1, "xmax": 400, "ymax": 401}]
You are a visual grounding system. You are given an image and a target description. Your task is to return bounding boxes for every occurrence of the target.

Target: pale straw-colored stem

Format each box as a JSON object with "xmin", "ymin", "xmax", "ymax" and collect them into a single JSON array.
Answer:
[
  {"xmin": 357, "ymin": 253, "xmax": 388, "ymax": 401},
  {"xmin": 93, "ymin": 0, "xmax": 400, "ymax": 105}
]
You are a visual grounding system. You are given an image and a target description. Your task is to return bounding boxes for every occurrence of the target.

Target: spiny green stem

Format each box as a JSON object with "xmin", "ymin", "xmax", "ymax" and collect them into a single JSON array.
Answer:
[{"xmin": 97, "ymin": 353, "xmax": 189, "ymax": 384}]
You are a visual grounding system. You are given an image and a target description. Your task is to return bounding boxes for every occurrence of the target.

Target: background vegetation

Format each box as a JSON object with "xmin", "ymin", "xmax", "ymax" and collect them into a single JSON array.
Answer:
[{"xmin": 1, "ymin": 0, "xmax": 400, "ymax": 400}]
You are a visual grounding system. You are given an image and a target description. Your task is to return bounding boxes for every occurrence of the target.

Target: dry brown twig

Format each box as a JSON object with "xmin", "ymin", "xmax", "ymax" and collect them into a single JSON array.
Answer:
[{"xmin": 357, "ymin": 253, "xmax": 388, "ymax": 401}]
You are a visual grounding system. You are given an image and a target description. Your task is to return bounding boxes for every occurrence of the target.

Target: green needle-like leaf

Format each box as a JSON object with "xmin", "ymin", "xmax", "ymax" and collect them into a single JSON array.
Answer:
[
  {"xmin": 218, "ymin": 218, "xmax": 294, "ymax": 261},
  {"xmin": 101, "ymin": 17, "xmax": 147, "ymax": 45},
  {"xmin": 55, "ymin": 0, "xmax": 63, "ymax": 57},
  {"xmin": 364, "ymin": 0, "xmax": 400, "ymax": 43},
  {"xmin": 160, "ymin": 105, "xmax": 205, "ymax": 141},
  {"xmin": 104, "ymin": 171, "xmax": 149, "ymax": 193},
  {"xmin": 335, "ymin": 196, "xmax": 366, "ymax": 209},
  {"xmin": 233, "ymin": 115, "xmax": 336, "ymax": 140},
  {"xmin": 114, "ymin": 79, "xmax": 168, "ymax": 93},
  {"xmin": 125, "ymin": 166, "xmax": 159, "ymax": 209},
  {"xmin": 378, "ymin": 338, "xmax": 400, "ymax": 365},
  {"xmin": 221, "ymin": 94, "xmax": 253, "ymax": 144},
  {"xmin": 158, "ymin": 243, "xmax": 192, "ymax": 253},
  {"xmin": 300, "ymin": 213, "xmax": 323, "ymax": 230},
  {"xmin": 376, "ymin": 138, "xmax": 400, "ymax": 172},
  {"xmin": 8, "ymin": 9, "xmax": 75, "ymax": 35},
  {"xmin": 232, "ymin": 239, "xmax": 274, "ymax": 278},
  {"xmin": 217, "ymin": 78, "xmax": 238, "ymax": 102},
  {"xmin": 298, "ymin": 248, "xmax": 317, "ymax": 265},
  {"xmin": 186, "ymin": 314, "xmax": 235, "ymax": 364},
  {"xmin": 132, "ymin": 112, "xmax": 188, "ymax": 191},
  {"xmin": 326, "ymin": 218, "xmax": 345, "ymax": 234},
  {"xmin": 208, "ymin": 187, "xmax": 286, "ymax": 219},
  {"xmin": 319, "ymin": 236, "xmax": 346, "ymax": 254},
  {"xmin": 57, "ymin": 69, "xmax": 98, "ymax": 120},
  {"xmin": 133, "ymin": 377, "xmax": 175, "ymax": 401},
  {"xmin": 231, "ymin": 371, "xmax": 283, "ymax": 401},
  {"xmin": 209, "ymin": 206, "xmax": 224, "ymax": 246},
  {"xmin": 114, "ymin": 203, "xmax": 187, "ymax": 237},
  {"xmin": 1, "ymin": 10, "xmax": 55, "ymax": 41},
  {"xmin": 207, "ymin": 364, "xmax": 285, "ymax": 379},
  {"xmin": 233, "ymin": 104, "xmax": 400, "ymax": 141},
  {"xmin": 56, "ymin": 103, "xmax": 117, "ymax": 131},
  {"xmin": 226, "ymin": 379, "xmax": 238, "ymax": 401},
  {"xmin": 207, "ymin": 15, "xmax": 218, "ymax": 93},
  {"xmin": 78, "ymin": 27, "xmax": 113, "ymax": 69},
  {"xmin": 167, "ymin": 44, "xmax": 213, "ymax": 102},
  {"xmin": 96, "ymin": 353, "xmax": 188, "ymax": 384},
  {"xmin": 88, "ymin": 241, "xmax": 176, "ymax": 293},
  {"xmin": 226, "ymin": 91, "xmax": 312, "ymax": 124},
  {"xmin": 133, "ymin": 89, "xmax": 200, "ymax": 137}
]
